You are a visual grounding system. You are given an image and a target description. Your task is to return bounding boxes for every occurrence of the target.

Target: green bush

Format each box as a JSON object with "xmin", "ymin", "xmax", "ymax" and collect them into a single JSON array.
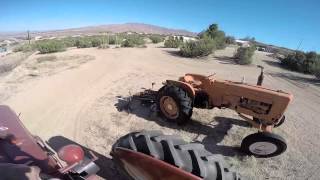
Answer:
[
  {"xmin": 91, "ymin": 38, "xmax": 102, "ymax": 47},
  {"xmin": 287, "ymin": 51, "xmax": 320, "ymax": 76},
  {"xmin": 13, "ymin": 44, "xmax": 36, "ymax": 52},
  {"xmin": 149, "ymin": 35, "xmax": 164, "ymax": 43},
  {"xmin": 37, "ymin": 40, "xmax": 66, "ymax": 54},
  {"xmin": 98, "ymin": 44, "xmax": 110, "ymax": 49},
  {"xmin": 107, "ymin": 35, "xmax": 120, "ymax": 45},
  {"xmin": 75, "ymin": 39, "xmax": 93, "ymax": 48},
  {"xmin": 304, "ymin": 51, "xmax": 318, "ymax": 73},
  {"xmin": 108, "ymin": 38, "xmax": 116, "ymax": 45},
  {"xmin": 179, "ymin": 38, "xmax": 216, "ymax": 57},
  {"xmin": 281, "ymin": 51, "xmax": 320, "ymax": 74},
  {"xmin": 60, "ymin": 37, "xmax": 78, "ymax": 47},
  {"xmin": 164, "ymin": 36, "xmax": 183, "ymax": 48},
  {"xmin": 234, "ymin": 46, "xmax": 256, "ymax": 65},
  {"xmin": 121, "ymin": 35, "xmax": 145, "ymax": 47}
]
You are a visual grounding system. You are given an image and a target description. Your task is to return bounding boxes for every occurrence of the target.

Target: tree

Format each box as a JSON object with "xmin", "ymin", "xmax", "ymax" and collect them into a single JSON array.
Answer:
[
  {"xmin": 304, "ymin": 51, "xmax": 318, "ymax": 73},
  {"xmin": 225, "ymin": 36, "xmax": 236, "ymax": 44},
  {"xmin": 200, "ymin": 23, "xmax": 226, "ymax": 49}
]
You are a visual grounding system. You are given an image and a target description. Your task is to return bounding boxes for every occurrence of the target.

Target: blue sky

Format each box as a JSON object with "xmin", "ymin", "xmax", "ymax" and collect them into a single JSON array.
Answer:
[{"xmin": 1, "ymin": 0, "xmax": 319, "ymax": 52}]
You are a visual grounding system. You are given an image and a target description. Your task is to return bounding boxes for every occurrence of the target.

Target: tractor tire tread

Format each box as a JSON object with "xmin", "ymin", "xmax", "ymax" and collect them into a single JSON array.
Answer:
[
  {"xmin": 113, "ymin": 130, "xmax": 240, "ymax": 180},
  {"xmin": 157, "ymin": 85, "xmax": 193, "ymax": 124}
]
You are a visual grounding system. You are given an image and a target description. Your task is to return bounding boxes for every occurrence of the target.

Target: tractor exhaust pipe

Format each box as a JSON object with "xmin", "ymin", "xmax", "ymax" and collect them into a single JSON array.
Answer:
[{"xmin": 257, "ymin": 65, "xmax": 264, "ymax": 86}]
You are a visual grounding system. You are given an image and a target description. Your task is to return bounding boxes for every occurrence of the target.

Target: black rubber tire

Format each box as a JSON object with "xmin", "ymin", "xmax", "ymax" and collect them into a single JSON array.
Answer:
[
  {"xmin": 112, "ymin": 130, "xmax": 240, "ymax": 180},
  {"xmin": 156, "ymin": 85, "xmax": 193, "ymax": 124},
  {"xmin": 241, "ymin": 132, "xmax": 287, "ymax": 158},
  {"xmin": 274, "ymin": 115, "xmax": 285, "ymax": 128}
]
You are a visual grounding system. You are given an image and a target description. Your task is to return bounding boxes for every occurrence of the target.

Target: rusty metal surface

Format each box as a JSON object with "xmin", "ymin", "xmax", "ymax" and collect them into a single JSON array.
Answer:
[
  {"xmin": 0, "ymin": 105, "xmax": 59, "ymax": 174},
  {"xmin": 113, "ymin": 147, "xmax": 201, "ymax": 180},
  {"xmin": 179, "ymin": 73, "xmax": 293, "ymax": 127}
]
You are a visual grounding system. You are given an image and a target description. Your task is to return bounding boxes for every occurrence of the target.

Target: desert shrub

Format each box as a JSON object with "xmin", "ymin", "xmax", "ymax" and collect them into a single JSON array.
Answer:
[
  {"xmin": 305, "ymin": 51, "xmax": 318, "ymax": 73},
  {"xmin": 179, "ymin": 38, "xmax": 216, "ymax": 57},
  {"xmin": 281, "ymin": 53, "xmax": 300, "ymax": 71},
  {"xmin": 13, "ymin": 44, "xmax": 36, "ymax": 52},
  {"xmin": 106, "ymin": 35, "xmax": 122, "ymax": 45},
  {"xmin": 91, "ymin": 38, "xmax": 102, "ymax": 47},
  {"xmin": 149, "ymin": 35, "xmax": 164, "ymax": 43},
  {"xmin": 281, "ymin": 51, "xmax": 320, "ymax": 75},
  {"xmin": 234, "ymin": 46, "xmax": 256, "ymax": 65},
  {"xmin": 121, "ymin": 35, "xmax": 145, "ymax": 47},
  {"xmin": 281, "ymin": 51, "xmax": 313, "ymax": 72},
  {"xmin": 13, "ymin": 46, "xmax": 23, "ymax": 52},
  {"xmin": 164, "ymin": 36, "xmax": 183, "ymax": 48},
  {"xmin": 75, "ymin": 39, "xmax": 93, "ymax": 48},
  {"xmin": 108, "ymin": 38, "xmax": 116, "ymax": 45},
  {"xmin": 37, "ymin": 40, "xmax": 66, "ymax": 54},
  {"xmin": 98, "ymin": 44, "xmax": 110, "ymax": 49},
  {"xmin": 60, "ymin": 37, "xmax": 78, "ymax": 47},
  {"xmin": 121, "ymin": 39, "xmax": 133, "ymax": 47}
]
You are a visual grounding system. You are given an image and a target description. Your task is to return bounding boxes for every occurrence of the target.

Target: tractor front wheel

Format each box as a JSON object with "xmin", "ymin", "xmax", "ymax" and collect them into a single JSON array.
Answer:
[
  {"xmin": 157, "ymin": 85, "xmax": 193, "ymax": 124},
  {"xmin": 241, "ymin": 132, "xmax": 287, "ymax": 158},
  {"xmin": 274, "ymin": 115, "xmax": 286, "ymax": 128}
]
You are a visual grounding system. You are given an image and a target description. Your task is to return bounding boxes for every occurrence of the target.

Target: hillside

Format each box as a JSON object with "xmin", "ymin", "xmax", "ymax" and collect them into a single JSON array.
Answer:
[{"xmin": 0, "ymin": 23, "xmax": 197, "ymax": 40}]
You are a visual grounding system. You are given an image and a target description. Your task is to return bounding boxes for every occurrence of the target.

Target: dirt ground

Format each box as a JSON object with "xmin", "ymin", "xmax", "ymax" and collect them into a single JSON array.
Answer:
[{"xmin": 1, "ymin": 44, "xmax": 319, "ymax": 179}]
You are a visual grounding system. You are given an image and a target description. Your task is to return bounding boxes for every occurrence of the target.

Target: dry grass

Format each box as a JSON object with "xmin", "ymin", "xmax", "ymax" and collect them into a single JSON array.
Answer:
[
  {"xmin": 0, "ymin": 52, "xmax": 32, "ymax": 74},
  {"xmin": 36, "ymin": 55, "xmax": 57, "ymax": 63}
]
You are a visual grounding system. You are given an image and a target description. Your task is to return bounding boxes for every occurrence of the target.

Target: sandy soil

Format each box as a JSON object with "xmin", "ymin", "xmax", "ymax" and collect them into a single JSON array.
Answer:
[{"xmin": 1, "ymin": 44, "xmax": 319, "ymax": 179}]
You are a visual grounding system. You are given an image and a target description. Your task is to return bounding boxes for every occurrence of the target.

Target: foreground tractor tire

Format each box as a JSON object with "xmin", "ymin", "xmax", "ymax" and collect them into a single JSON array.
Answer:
[
  {"xmin": 112, "ymin": 130, "xmax": 240, "ymax": 180},
  {"xmin": 157, "ymin": 85, "xmax": 193, "ymax": 124},
  {"xmin": 241, "ymin": 132, "xmax": 287, "ymax": 158}
]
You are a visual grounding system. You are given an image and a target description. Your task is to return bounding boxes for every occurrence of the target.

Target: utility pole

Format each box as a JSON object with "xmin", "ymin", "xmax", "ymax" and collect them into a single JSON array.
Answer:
[{"xmin": 27, "ymin": 30, "xmax": 31, "ymax": 45}]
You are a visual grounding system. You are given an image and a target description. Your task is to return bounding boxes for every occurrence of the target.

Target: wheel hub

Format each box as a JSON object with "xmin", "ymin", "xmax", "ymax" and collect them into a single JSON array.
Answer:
[
  {"xmin": 249, "ymin": 142, "xmax": 277, "ymax": 155},
  {"xmin": 160, "ymin": 96, "xmax": 179, "ymax": 119}
]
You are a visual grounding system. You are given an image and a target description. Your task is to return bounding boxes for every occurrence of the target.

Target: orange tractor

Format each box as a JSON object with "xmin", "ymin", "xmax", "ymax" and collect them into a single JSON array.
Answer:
[{"xmin": 154, "ymin": 67, "xmax": 293, "ymax": 158}]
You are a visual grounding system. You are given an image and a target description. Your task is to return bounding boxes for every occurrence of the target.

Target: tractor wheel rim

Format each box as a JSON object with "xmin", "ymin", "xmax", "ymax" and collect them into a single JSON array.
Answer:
[
  {"xmin": 249, "ymin": 142, "xmax": 277, "ymax": 155},
  {"xmin": 160, "ymin": 96, "xmax": 179, "ymax": 119}
]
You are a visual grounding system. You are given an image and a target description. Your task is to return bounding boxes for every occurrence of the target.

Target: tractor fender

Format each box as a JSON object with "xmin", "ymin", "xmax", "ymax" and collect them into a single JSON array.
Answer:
[
  {"xmin": 112, "ymin": 147, "xmax": 201, "ymax": 180},
  {"xmin": 165, "ymin": 80, "xmax": 196, "ymax": 99}
]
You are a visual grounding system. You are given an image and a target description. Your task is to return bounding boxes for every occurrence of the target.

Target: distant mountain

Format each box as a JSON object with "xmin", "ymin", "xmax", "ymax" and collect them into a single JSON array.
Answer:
[{"xmin": 0, "ymin": 23, "xmax": 197, "ymax": 40}]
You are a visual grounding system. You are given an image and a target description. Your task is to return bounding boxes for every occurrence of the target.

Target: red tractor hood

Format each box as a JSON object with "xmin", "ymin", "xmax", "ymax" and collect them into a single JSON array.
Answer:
[{"xmin": 0, "ymin": 105, "xmax": 58, "ymax": 173}]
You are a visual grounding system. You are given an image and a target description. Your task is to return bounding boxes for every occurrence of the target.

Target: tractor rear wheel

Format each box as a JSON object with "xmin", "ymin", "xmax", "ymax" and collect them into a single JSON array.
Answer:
[
  {"xmin": 157, "ymin": 85, "xmax": 193, "ymax": 124},
  {"xmin": 241, "ymin": 132, "xmax": 287, "ymax": 158},
  {"xmin": 112, "ymin": 130, "xmax": 240, "ymax": 180}
]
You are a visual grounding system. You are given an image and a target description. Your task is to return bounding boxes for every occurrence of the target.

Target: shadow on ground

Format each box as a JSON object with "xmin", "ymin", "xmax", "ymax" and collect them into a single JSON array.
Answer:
[
  {"xmin": 267, "ymin": 72, "xmax": 320, "ymax": 87},
  {"xmin": 115, "ymin": 96, "xmax": 250, "ymax": 157},
  {"xmin": 262, "ymin": 59, "xmax": 282, "ymax": 68},
  {"xmin": 162, "ymin": 49, "xmax": 181, "ymax": 57},
  {"xmin": 47, "ymin": 136, "xmax": 127, "ymax": 180},
  {"xmin": 214, "ymin": 56, "xmax": 237, "ymax": 65}
]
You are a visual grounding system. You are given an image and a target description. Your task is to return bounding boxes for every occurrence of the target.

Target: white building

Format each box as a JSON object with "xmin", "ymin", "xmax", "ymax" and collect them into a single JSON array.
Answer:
[{"xmin": 235, "ymin": 40, "xmax": 250, "ymax": 47}]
